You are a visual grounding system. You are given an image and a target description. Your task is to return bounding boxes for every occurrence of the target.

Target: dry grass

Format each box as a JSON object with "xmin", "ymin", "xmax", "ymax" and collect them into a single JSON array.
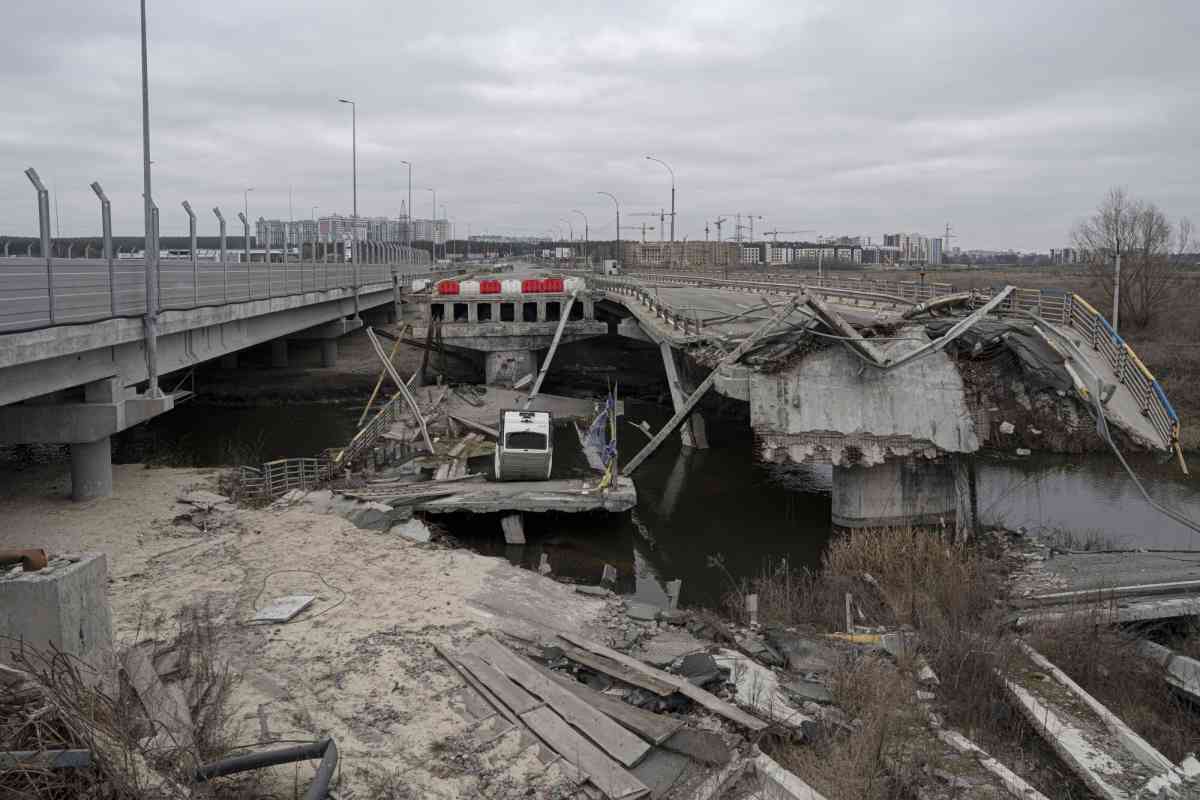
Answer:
[
  {"xmin": 772, "ymin": 654, "xmax": 930, "ymax": 800},
  {"xmin": 1, "ymin": 602, "xmax": 253, "ymax": 799}
]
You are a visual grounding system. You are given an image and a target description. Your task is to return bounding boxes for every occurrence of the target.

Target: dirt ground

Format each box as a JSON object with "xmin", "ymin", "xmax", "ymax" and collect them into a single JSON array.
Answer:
[{"xmin": 0, "ymin": 462, "xmax": 613, "ymax": 798}]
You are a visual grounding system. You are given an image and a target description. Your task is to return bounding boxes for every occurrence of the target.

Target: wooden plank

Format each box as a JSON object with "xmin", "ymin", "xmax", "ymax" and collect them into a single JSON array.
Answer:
[
  {"xmin": 557, "ymin": 641, "xmax": 677, "ymax": 697},
  {"xmin": 541, "ymin": 667, "xmax": 683, "ymax": 745},
  {"xmin": 456, "ymin": 653, "xmax": 544, "ymax": 715},
  {"xmin": 122, "ymin": 645, "xmax": 195, "ymax": 750},
  {"xmin": 521, "ymin": 706, "xmax": 649, "ymax": 800},
  {"xmin": 470, "ymin": 636, "xmax": 651, "ymax": 767},
  {"xmin": 449, "ymin": 414, "xmax": 499, "ymax": 439},
  {"xmin": 558, "ymin": 633, "xmax": 768, "ymax": 732},
  {"xmin": 433, "ymin": 644, "xmax": 518, "ymax": 726}
]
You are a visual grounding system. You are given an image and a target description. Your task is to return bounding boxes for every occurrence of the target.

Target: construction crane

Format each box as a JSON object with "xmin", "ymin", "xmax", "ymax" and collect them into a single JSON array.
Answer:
[
  {"xmin": 762, "ymin": 229, "xmax": 814, "ymax": 243},
  {"xmin": 710, "ymin": 217, "xmax": 727, "ymax": 242},
  {"xmin": 620, "ymin": 223, "xmax": 655, "ymax": 243},
  {"xmin": 724, "ymin": 213, "xmax": 763, "ymax": 243}
]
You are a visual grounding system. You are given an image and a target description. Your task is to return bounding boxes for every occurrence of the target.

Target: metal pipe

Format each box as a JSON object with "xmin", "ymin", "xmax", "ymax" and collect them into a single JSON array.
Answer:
[
  {"xmin": 91, "ymin": 182, "xmax": 115, "ymax": 315},
  {"xmin": 195, "ymin": 737, "xmax": 337, "ymax": 800}
]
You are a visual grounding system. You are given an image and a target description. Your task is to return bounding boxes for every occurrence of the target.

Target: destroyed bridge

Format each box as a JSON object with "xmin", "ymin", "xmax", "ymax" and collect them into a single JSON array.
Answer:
[{"xmin": 412, "ymin": 267, "xmax": 1183, "ymax": 530}]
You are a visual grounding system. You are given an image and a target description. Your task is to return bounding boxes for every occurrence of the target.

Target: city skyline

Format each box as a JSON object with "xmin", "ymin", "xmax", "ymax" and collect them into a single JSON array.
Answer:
[{"xmin": 1, "ymin": 1, "xmax": 1196, "ymax": 251}]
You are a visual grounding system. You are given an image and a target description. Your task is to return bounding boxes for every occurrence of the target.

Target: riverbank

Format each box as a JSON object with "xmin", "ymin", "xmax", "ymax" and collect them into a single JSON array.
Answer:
[{"xmin": 0, "ymin": 462, "xmax": 620, "ymax": 796}]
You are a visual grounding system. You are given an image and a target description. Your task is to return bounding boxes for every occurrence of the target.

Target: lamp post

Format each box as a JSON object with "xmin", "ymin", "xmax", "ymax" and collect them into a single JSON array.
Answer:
[
  {"xmin": 139, "ymin": 0, "xmax": 159, "ymax": 396},
  {"xmin": 597, "ymin": 191, "xmax": 620, "ymax": 267},
  {"xmin": 424, "ymin": 188, "xmax": 437, "ymax": 261},
  {"xmin": 399, "ymin": 160, "xmax": 413, "ymax": 248},
  {"xmin": 243, "ymin": 188, "xmax": 254, "ymax": 261},
  {"xmin": 560, "ymin": 217, "xmax": 574, "ymax": 241},
  {"xmin": 337, "ymin": 97, "xmax": 359, "ymax": 315},
  {"xmin": 644, "ymin": 155, "xmax": 675, "ymax": 242},
  {"xmin": 311, "ymin": 205, "xmax": 319, "ymax": 265},
  {"xmin": 572, "ymin": 209, "xmax": 589, "ymax": 265}
]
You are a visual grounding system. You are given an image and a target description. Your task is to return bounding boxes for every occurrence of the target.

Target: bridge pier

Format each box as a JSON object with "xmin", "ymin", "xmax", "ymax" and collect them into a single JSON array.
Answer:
[
  {"xmin": 220, "ymin": 352, "xmax": 238, "ymax": 369},
  {"xmin": 320, "ymin": 339, "xmax": 338, "ymax": 368},
  {"xmin": 70, "ymin": 438, "xmax": 112, "ymax": 501},
  {"xmin": 830, "ymin": 458, "xmax": 956, "ymax": 529}
]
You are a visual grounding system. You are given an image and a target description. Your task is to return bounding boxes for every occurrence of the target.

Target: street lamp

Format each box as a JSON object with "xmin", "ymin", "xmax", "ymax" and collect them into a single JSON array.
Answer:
[
  {"xmin": 243, "ymin": 187, "xmax": 254, "ymax": 260},
  {"xmin": 644, "ymin": 155, "xmax": 675, "ymax": 242},
  {"xmin": 597, "ymin": 191, "xmax": 620, "ymax": 268},
  {"xmin": 424, "ymin": 187, "xmax": 437, "ymax": 260},
  {"xmin": 560, "ymin": 217, "xmax": 574, "ymax": 241},
  {"xmin": 337, "ymin": 99, "xmax": 357, "ymax": 221},
  {"xmin": 572, "ymin": 209, "xmax": 589, "ymax": 264},
  {"xmin": 399, "ymin": 160, "xmax": 413, "ymax": 248},
  {"xmin": 311, "ymin": 205, "xmax": 319, "ymax": 262},
  {"xmin": 138, "ymin": 0, "xmax": 159, "ymax": 396}
]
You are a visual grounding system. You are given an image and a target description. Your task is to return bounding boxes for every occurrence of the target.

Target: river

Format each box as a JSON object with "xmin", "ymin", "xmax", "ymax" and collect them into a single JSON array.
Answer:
[{"xmin": 116, "ymin": 399, "xmax": 1200, "ymax": 609}]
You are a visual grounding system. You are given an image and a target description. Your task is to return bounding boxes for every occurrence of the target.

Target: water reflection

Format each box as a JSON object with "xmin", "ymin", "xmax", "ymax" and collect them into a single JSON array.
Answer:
[{"xmin": 122, "ymin": 399, "xmax": 1200, "ymax": 609}]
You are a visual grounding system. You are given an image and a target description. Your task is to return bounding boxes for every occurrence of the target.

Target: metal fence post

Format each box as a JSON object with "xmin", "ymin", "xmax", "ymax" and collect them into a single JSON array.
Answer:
[
  {"xmin": 24, "ymin": 168, "xmax": 54, "ymax": 323},
  {"xmin": 182, "ymin": 201, "xmax": 197, "ymax": 306},
  {"xmin": 213, "ymin": 207, "xmax": 227, "ymax": 303},
  {"xmin": 238, "ymin": 212, "xmax": 250, "ymax": 299},
  {"xmin": 91, "ymin": 182, "xmax": 115, "ymax": 316}
]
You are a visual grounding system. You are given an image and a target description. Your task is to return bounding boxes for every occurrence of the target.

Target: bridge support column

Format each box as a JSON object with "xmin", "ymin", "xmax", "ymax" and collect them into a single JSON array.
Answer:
[
  {"xmin": 831, "ymin": 458, "xmax": 955, "ymax": 529},
  {"xmin": 70, "ymin": 438, "xmax": 113, "ymax": 501},
  {"xmin": 320, "ymin": 339, "xmax": 338, "ymax": 368},
  {"xmin": 485, "ymin": 350, "xmax": 535, "ymax": 387},
  {"xmin": 270, "ymin": 339, "xmax": 288, "ymax": 368}
]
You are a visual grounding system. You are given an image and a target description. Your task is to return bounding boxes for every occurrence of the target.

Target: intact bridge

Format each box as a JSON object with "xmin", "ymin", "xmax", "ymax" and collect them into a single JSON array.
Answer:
[{"xmin": 0, "ymin": 167, "xmax": 432, "ymax": 499}]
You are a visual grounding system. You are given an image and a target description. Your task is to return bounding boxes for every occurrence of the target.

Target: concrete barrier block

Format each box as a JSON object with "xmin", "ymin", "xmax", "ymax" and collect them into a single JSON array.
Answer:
[{"xmin": 0, "ymin": 552, "xmax": 113, "ymax": 683}]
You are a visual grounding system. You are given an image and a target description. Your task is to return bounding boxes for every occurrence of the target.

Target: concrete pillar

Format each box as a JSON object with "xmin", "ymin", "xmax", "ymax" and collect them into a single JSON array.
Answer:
[
  {"xmin": 584, "ymin": 298, "xmax": 595, "ymax": 319},
  {"xmin": 537, "ymin": 301, "xmax": 547, "ymax": 322},
  {"xmin": 468, "ymin": 302, "xmax": 478, "ymax": 323},
  {"xmin": 0, "ymin": 552, "xmax": 113, "ymax": 687},
  {"xmin": 271, "ymin": 339, "xmax": 288, "ymax": 368},
  {"xmin": 831, "ymin": 458, "xmax": 956, "ymax": 529},
  {"xmin": 70, "ymin": 438, "xmax": 113, "ymax": 500},
  {"xmin": 485, "ymin": 349, "xmax": 536, "ymax": 386},
  {"xmin": 320, "ymin": 339, "xmax": 338, "ymax": 367},
  {"xmin": 220, "ymin": 352, "xmax": 238, "ymax": 369}
]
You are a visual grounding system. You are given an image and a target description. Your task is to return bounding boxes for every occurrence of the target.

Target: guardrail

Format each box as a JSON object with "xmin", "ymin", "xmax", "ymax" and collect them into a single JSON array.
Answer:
[
  {"xmin": 0, "ymin": 256, "xmax": 434, "ymax": 334},
  {"xmin": 598, "ymin": 270, "xmax": 1178, "ymax": 452},
  {"xmin": 239, "ymin": 457, "xmax": 332, "ymax": 498}
]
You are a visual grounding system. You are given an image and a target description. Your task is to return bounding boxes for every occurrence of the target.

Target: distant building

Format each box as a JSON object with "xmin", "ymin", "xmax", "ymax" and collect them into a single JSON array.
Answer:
[
  {"xmin": 1050, "ymin": 247, "xmax": 1081, "ymax": 265},
  {"xmin": 882, "ymin": 233, "xmax": 943, "ymax": 265},
  {"xmin": 622, "ymin": 241, "xmax": 739, "ymax": 269}
]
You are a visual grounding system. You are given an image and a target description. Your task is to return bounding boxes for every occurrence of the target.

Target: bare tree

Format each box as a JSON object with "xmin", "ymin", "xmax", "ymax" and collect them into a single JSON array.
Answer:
[{"xmin": 1072, "ymin": 187, "xmax": 1189, "ymax": 331}]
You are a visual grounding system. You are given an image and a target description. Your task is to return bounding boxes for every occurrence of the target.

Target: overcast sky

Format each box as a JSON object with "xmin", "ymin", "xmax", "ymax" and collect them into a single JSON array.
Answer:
[{"xmin": 2, "ymin": 0, "xmax": 1196, "ymax": 250}]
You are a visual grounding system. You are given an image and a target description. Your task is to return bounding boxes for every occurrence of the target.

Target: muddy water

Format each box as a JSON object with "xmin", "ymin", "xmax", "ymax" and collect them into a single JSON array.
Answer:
[{"xmin": 121, "ymin": 400, "xmax": 1200, "ymax": 609}]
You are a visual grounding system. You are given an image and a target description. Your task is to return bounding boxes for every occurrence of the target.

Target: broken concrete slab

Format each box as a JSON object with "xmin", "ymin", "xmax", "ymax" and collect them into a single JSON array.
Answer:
[
  {"xmin": 574, "ymin": 585, "xmax": 612, "ymax": 598},
  {"xmin": 778, "ymin": 679, "xmax": 834, "ymax": 705},
  {"xmin": 753, "ymin": 749, "xmax": 828, "ymax": 800},
  {"xmin": 626, "ymin": 602, "xmax": 661, "ymax": 622},
  {"xmin": 764, "ymin": 628, "xmax": 839, "ymax": 674},
  {"xmin": 392, "ymin": 518, "xmax": 432, "ymax": 543},
  {"xmin": 662, "ymin": 728, "xmax": 732, "ymax": 766},
  {"xmin": 636, "ymin": 628, "xmax": 707, "ymax": 669},
  {"xmin": 712, "ymin": 649, "xmax": 815, "ymax": 734},
  {"xmin": 631, "ymin": 747, "xmax": 692, "ymax": 798},
  {"xmin": 252, "ymin": 595, "xmax": 316, "ymax": 623}
]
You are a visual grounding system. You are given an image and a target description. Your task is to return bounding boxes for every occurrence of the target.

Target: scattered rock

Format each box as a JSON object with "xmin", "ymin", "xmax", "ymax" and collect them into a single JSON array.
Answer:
[
  {"xmin": 999, "ymin": 421, "xmax": 1015, "ymax": 435},
  {"xmin": 178, "ymin": 490, "xmax": 231, "ymax": 509},
  {"xmin": 636, "ymin": 628, "xmax": 707, "ymax": 668},
  {"xmin": 678, "ymin": 652, "xmax": 722, "ymax": 687},
  {"xmin": 734, "ymin": 633, "xmax": 786, "ymax": 668},
  {"xmin": 1015, "ymin": 447, "xmax": 1031, "ymax": 456},
  {"xmin": 779, "ymin": 679, "xmax": 834, "ymax": 705},
  {"xmin": 764, "ymin": 628, "xmax": 839, "ymax": 673}
]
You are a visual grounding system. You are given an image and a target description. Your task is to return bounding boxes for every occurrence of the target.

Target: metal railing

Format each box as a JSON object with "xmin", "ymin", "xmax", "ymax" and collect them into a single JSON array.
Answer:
[
  {"xmin": 239, "ymin": 457, "xmax": 333, "ymax": 498},
  {"xmin": 596, "ymin": 270, "xmax": 1179, "ymax": 451},
  {"xmin": 2, "ymin": 166, "xmax": 433, "ymax": 335}
]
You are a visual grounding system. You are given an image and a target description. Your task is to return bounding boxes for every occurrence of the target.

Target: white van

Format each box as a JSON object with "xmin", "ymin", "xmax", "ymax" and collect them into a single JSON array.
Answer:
[{"xmin": 495, "ymin": 410, "xmax": 553, "ymax": 481}]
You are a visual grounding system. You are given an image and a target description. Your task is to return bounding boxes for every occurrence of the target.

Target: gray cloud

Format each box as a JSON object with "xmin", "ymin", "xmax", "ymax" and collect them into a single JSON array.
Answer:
[{"xmin": 1, "ymin": 0, "xmax": 1196, "ymax": 249}]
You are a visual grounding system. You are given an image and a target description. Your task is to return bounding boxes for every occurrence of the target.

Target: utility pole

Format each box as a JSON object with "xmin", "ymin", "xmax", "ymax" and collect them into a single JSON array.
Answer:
[
  {"xmin": 598, "ymin": 191, "xmax": 620, "ymax": 266},
  {"xmin": 139, "ymin": 0, "xmax": 159, "ymax": 396},
  {"xmin": 400, "ymin": 160, "xmax": 413, "ymax": 249},
  {"xmin": 645, "ymin": 155, "xmax": 675, "ymax": 241}
]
